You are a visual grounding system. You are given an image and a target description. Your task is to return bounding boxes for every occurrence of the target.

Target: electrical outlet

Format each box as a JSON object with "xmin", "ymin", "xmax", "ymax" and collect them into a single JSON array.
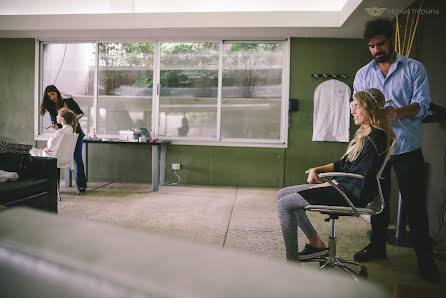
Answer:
[{"xmin": 172, "ymin": 163, "xmax": 181, "ymax": 170}]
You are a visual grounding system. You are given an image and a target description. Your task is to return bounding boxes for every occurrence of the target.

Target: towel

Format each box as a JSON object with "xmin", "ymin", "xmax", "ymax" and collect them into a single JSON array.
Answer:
[{"xmin": 0, "ymin": 170, "xmax": 19, "ymax": 182}]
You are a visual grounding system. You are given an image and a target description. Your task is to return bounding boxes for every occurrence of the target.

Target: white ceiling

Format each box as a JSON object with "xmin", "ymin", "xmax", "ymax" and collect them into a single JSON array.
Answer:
[
  {"xmin": 0, "ymin": 0, "xmax": 350, "ymax": 14},
  {"xmin": 0, "ymin": 0, "xmax": 414, "ymax": 39}
]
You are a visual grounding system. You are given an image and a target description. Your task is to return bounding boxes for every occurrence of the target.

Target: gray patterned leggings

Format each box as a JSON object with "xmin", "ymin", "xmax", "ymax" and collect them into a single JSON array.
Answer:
[{"xmin": 277, "ymin": 184, "xmax": 317, "ymax": 260}]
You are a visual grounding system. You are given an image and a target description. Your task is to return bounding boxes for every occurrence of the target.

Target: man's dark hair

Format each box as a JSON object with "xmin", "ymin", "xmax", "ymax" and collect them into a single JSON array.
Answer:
[{"xmin": 363, "ymin": 18, "xmax": 393, "ymax": 40}]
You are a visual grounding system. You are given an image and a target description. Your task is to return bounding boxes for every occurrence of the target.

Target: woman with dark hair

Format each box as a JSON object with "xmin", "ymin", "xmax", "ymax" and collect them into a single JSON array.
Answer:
[{"xmin": 40, "ymin": 85, "xmax": 87, "ymax": 192}]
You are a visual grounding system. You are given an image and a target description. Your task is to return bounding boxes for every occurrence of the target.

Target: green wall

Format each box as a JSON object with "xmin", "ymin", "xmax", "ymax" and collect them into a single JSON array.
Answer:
[
  {"xmin": 0, "ymin": 37, "xmax": 371, "ymax": 188},
  {"xmin": 86, "ymin": 144, "xmax": 285, "ymax": 187},
  {"xmin": 0, "ymin": 39, "xmax": 35, "ymax": 145},
  {"xmin": 285, "ymin": 38, "xmax": 370, "ymax": 185}
]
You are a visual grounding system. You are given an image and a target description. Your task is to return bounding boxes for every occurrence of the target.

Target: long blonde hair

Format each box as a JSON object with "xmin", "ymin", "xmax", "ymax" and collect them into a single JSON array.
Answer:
[{"xmin": 345, "ymin": 88, "xmax": 396, "ymax": 162}]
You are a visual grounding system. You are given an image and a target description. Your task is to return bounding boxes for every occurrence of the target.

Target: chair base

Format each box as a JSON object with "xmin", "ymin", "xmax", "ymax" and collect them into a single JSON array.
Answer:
[
  {"xmin": 303, "ymin": 254, "xmax": 368, "ymax": 281},
  {"xmin": 303, "ymin": 233, "xmax": 368, "ymax": 281},
  {"xmin": 57, "ymin": 168, "xmax": 80, "ymax": 201}
]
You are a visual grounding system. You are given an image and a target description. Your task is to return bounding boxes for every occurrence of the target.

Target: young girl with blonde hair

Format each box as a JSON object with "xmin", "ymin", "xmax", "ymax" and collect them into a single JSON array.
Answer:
[
  {"xmin": 277, "ymin": 88, "xmax": 395, "ymax": 260},
  {"xmin": 30, "ymin": 108, "xmax": 77, "ymax": 157}
]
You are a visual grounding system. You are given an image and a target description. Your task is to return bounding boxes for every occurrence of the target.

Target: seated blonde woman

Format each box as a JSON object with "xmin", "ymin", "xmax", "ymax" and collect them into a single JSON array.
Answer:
[
  {"xmin": 277, "ymin": 88, "xmax": 395, "ymax": 261},
  {"xmin": 30, "ymin": 108, "xmax": 77, "ymax": 157}
]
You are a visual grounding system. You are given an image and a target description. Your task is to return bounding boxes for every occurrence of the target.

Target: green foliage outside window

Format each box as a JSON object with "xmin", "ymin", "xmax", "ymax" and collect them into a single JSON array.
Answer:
[{"xmin": 99, "ymin": 42, "xmax": 279, "ymax": 95}]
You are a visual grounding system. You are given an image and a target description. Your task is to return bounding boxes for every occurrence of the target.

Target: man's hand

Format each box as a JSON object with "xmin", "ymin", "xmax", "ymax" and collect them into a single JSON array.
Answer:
[
  {"xmin": 43, "ymin": 147, "xmax": 50, "ymax": 152},
  {"xmin": 385, "ymin": 102, "xmax": 420, "ymax": 120},
  {"xmin": 307, "ymin": 168, "xmax": 321, "ymax": 184},
  {"xmin": 385, "ymin": 106, "xmax": 398, "ymax": 120}
]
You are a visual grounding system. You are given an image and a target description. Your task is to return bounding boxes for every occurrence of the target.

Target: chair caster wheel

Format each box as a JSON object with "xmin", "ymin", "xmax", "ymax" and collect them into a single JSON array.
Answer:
[
  {"xmin": 359, "ymin": 268, "xmax": 368, "ymax": 279},
  {"xmin": 319, "ymin": 261, "xmax": 325, "ymax": 267}
]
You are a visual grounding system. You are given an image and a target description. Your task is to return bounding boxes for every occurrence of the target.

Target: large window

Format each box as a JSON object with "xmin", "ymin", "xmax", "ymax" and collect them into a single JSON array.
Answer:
[
  {"xmin": 159, "ymin": 42, "xmax": 219, "ymax": 139},
  {"xmin": 222, "ymin": 43, "xmax": 283, "ymax": 140},
  {"xmin": 37, "ymin": 40, "xmax": 289, "ymax": 147},
  {"xmin": 98, "ymin": 42, "xmax": 154, "ymax": 135},
  {"xmin": 40, "ymin": 43, "xmax": 95, "ymax": 136}
]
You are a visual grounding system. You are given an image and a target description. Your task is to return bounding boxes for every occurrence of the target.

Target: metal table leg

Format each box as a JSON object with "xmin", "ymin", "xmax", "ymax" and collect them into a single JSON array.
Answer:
[
  {"xmin": 152, "ymin": 145, "xmax": 160, "ymax": 191},
  {"xmin": 160, "ymin": 144, "xmax": 167, "ymax": 186}
]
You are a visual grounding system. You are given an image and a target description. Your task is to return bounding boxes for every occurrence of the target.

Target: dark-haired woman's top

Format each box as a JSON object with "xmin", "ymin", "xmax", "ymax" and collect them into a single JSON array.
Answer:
[{"xmin": 48, "ymin": 98, "xmax": 85, "ymax": 139}]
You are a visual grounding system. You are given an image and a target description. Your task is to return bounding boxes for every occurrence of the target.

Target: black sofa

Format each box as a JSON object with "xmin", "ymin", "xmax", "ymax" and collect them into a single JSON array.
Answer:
[{"xmin": 0, "ymin": 156, "xmax": 57, "ymax": 213}]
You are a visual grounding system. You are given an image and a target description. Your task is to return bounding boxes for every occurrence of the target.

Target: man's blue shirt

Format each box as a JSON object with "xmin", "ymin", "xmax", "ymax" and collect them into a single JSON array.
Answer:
[{"xmin": 353, "ymin": 53, "xmax": 431, "ymax": 155}]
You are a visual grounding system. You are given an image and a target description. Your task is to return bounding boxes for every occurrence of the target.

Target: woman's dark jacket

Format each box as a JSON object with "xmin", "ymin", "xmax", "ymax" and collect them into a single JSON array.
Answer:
[
  {"xmin": 334, "ymin": 128, "xmax": 389, "ymax": 203},
  {"xmin": 48, "ymin": 97, "xmax": 85, "ymax": 139}
]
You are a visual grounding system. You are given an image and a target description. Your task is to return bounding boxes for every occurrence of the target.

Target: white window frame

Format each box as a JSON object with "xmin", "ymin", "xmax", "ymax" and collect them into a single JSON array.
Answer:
[{"xmin": 35, "ymin": 38, "xmax": 290, "ymax": 148}]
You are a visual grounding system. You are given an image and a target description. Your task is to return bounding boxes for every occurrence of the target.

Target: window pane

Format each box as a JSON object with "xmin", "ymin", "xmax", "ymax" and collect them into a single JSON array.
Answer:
[
  {"xmin": 41, "ymin": 43, "xmax": 95, "ymax": 135},
  {"xmin": 159, "ymin": 42, "xmax": 219, "ymax": 138},
  {"xmin": 98, "ymin": 42, "xmax": 154, "ymax": 134},
  {"xmin": 222, "ymin": 43, "xmax": 283, "ymax": 139}
]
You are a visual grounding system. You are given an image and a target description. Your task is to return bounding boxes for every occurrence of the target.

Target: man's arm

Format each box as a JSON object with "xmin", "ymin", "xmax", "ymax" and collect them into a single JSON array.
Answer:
[
  {"xmin": 385, "ymin": 102, "xmax": 420, "ymax": 120},
  {"xmin": 353, "ymin": 69, "xmax": 365, "ymax": 95},
  {"xmin": 385, "ymin": 61, "xmax": 430, "ymax": 120}
]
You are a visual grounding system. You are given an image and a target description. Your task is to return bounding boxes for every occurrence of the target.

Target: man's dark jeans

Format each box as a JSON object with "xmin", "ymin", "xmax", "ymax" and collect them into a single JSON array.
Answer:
[{"xmin": 371, "ymin": 148, "xmax": 433, "ymax": 264}]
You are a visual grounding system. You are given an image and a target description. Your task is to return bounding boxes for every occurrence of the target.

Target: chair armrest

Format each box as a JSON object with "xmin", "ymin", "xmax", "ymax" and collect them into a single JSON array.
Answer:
[
  {"xmin": 304, "ymin": 169, "xmax": 361, "ymax": 217},
  {"xmin": 305, "ymin": 169, "xmax": 364, "ymax": 179},
  {"xmin": 318, "ymin": 172, "xmax": 364, "ymax": 179},
  {"xmin": 321, "ymin": 178, "xmax": 360, "ymax": 216}
]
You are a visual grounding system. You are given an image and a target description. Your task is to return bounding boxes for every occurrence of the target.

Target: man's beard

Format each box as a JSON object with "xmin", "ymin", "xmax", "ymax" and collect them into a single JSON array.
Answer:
[{"xmin": 374, "ymin": 47, "xmax": 394, "ymax": 63}]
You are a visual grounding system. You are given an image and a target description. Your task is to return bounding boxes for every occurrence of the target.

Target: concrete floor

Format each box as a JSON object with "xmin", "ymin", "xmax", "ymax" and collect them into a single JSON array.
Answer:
[{"xmin": 58, "ymin": 181, "xmax": 446, "ymax": 296}]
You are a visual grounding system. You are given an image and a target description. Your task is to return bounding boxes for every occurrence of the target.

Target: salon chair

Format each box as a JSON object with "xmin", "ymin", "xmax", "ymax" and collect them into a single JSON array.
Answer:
[
  {"xmin": 303, "ymin": 141, "xmax": 395, "ymax": 281},
  {"xmin": 55, "ymin": 133, "xmax": 80, "ymax": 201}
]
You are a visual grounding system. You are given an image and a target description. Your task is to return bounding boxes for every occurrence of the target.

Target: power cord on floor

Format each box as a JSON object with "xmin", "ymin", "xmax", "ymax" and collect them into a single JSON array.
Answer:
[
  {"xmin": 159, "ymin": 161, "xmax": 181, "ymax": 186},
  {"xmin": 165, "ymin": 169, "xmax": 181, "ymax": 186}
]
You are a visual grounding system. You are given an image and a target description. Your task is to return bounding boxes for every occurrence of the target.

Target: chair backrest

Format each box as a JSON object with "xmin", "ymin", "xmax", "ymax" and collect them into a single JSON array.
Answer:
[
  {"xmin": 366, "ymin": 140, "xmax": 396, "ymax": 213},
  {"xmin": 55, "ymin": 133, "xmax": 79, "ymax": 169}
]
